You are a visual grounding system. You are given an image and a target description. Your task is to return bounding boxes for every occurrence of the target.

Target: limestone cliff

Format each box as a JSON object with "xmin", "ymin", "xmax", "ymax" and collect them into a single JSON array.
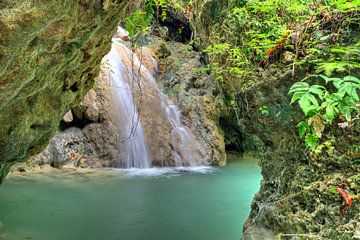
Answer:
[{"xmin": 0, "ymin": 0, "xmax": 138, "ymax": 183}]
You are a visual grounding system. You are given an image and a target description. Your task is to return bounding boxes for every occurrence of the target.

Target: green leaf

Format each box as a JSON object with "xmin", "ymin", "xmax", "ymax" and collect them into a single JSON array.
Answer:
[
  {"xmin": 332, "ymin": 78, "xmax": 343, "ymax": 89},
  {"xmin": 307, "ymin": 93, "xmax": 319, "ymax": 107},
  {"xmin": 319, "ymin": 74, "xmax": 331, "ymax": 84},
  {"xmin": 290, "ymin": 92, "xmax": 303, "ymax": 104},
  {"xmin": 325, "ymin": 105, "xmax": 337, "ymax": 123},
  {"xmin": 340, "ymin": 83, "xmax": 360, "ymax": 101},
  {"xmin": 347, "ymin": 85, "xmax": 359, "ymax": 101},
  {"xmin": 305, "ymin": 133, "xmax": 319, "ymax": 150},
  {"xmin": 344, "ymin": 75, "xmax": 360, "ymax": 84},
  {"xmin": 329, "ymin": 187, "xmax": 340, "ymax": 195},
  {"xmin": 297, "ymin": 121, "xmax": 308, "ymax": 139},
  {"xmin": 338, "ymin": 96, "xmax": 357, "ymax": 121},
  {"xmin": 288, "ymin": 82, "xmax": 309, "ymax": 94},
  {"xmin": 342, "ymin": 96, "xmax": 357, "ymax": 108},
  {"xmin": 309, "ymin": 85, "xmax": 325, "ymax": 100},
  {"xmin": 319, "ymin": 75, "xmax": 342, "ymax": 86},
  {"xmin": 316, "ymin": 61, "xmax": 351, "ymax": 76},
  {"xmin": 299, "ymin": 95, "xmax": 312, "ymax": 115},
  {"xmin": 339, "ymin": 104, "xmax": 352, "ymax": 121}
]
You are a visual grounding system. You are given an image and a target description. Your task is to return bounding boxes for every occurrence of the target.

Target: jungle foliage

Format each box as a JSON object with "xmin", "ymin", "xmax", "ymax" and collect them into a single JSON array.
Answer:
[
  {"xmin": 204, "ymin": 0, "xmax": 359, "ymax": 92},
  {"xmin": 202, "ymin": 0, "xmax": 360, "ymax": 152}
]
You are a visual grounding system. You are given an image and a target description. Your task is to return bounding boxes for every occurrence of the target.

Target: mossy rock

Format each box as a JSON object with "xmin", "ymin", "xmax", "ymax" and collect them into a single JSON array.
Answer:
[{"xmin": 0, "ymin": 0, "xmax": 139, "ymax": 183}]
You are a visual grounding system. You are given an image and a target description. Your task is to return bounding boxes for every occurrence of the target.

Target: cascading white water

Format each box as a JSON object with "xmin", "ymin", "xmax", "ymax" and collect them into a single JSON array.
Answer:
[
  {"xmin": 105, "ymin": 27, "xmax": 205, "ymax": 168},
  {"xmin": 105, "ymin": 44, "xmax": 151, "ymax": 169},
  {"xmin": 164, "ymin": 103, "xmax": 202, "ymax": 167},
  {"xmin": 124, "ymin": 47, "xmax": 205, "ymax": 167}
]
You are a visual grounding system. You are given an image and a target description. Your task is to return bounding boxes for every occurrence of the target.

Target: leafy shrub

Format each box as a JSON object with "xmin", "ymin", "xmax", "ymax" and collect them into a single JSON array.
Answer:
[{"xmin": 289, "ymin": 42, "xmax": 360, "ymax": 151}]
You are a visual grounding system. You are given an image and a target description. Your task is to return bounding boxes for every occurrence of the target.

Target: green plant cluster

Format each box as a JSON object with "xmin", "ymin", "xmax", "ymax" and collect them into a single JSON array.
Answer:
[
  {"xmin": 200, "ymin": 0, "xmax": 359, "ymax": 153},
  {"xmin": 125, "ymin": 1, "xmax": 159, "ymax": 38},
  {"xmin": 289, "ymin": 43, "xmax": 360, "ymax": 150},
  {"xmin": 203, "ymin": 0, "xmax": 359, "ymax": 99},
  {"xmin": 125, "ymin": 0, "xmax": 190, "ymax": 44}
]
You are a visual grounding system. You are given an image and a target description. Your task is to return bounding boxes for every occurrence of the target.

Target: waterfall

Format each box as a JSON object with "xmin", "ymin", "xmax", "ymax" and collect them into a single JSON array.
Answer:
[
  {"xmin": 164, "ymin": 103, "xmax": 202, "ymax": 167},
  {"xmin": 105, "ymin": 45, "xmax": 151, "ymax": 169},
  {"xmin": 104, "ymin": 27, "xmax": 206, "ymax": 168}
]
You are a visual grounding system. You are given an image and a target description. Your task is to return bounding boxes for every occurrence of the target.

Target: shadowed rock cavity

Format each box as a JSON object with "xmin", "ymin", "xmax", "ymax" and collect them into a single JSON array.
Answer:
[{"xmin": 153, "ymin": 7, "xmax": 193, "ymax": 44}]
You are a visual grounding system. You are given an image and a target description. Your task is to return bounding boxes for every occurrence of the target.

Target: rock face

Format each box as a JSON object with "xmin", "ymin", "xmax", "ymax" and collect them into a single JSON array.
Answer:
[
  {"xmin": 154, "ymin": 39, "xmax": 226, "ymax": 165},
  {"xmin": 26, "ymin": 34, "xmax": 225, "ymax": 169},
  {"xmin": 192, "ymin": 0, "xmax": 229, "ymax": 47},
  {"xmin": 25, "ymin": 65, "xmax": 119, "ymax": 169},
  {"xmin": 234, "ymin": 64, "xmax": 360, "ymax": 240},
  {"xmin": 24, "ymin": 127, "xmax": 110, "ymax": 169},
  {"xmin": 0, "ymin": 0, "xmax": 138, "ymax": 183}
]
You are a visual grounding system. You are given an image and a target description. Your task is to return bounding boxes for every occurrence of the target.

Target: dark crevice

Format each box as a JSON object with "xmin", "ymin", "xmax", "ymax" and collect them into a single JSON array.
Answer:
[
  {"xmin": 219, "ymin": 117, "xmax": 244, "ymax": 154},
  {"xmin": 70, "ymin": 82, "xmax": 79, "ymax": 92},
  {"xmin": 30, "ymin": 123, "xmax": 42, "ymax": 129},
  {"xmin": 156, "ymin": 9, "xmax": 192, "ymax": 43},
  {"xmin": 59, "ymin": 109, "xmax": 100, "ymax": 131}
]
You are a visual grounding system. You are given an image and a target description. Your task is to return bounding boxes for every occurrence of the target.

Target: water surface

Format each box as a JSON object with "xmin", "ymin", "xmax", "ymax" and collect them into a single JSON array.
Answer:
[{"xmin": 0, "ymin": 158, "xmax": 261, "ymax": 240}]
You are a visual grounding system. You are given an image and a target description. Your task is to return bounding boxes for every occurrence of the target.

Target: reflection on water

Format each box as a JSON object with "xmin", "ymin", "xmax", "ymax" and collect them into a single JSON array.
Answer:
[{"xmin": 0, "ymin": 158, "xmax": 261, "ymax": 240}]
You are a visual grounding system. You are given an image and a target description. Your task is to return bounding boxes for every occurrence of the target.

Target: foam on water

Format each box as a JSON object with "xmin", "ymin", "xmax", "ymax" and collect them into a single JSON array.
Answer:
[{"xmin": 114, "ymin": 166, "xmax": 216, "ymax": 177}]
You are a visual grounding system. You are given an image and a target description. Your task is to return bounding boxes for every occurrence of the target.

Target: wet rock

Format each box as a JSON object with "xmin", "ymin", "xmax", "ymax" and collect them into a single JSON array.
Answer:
[
  {"xmin": 27, "ymin": 63, "xmax": 120, "ymax": 169},
  {"xmin": 82, "ymin": 89, "xmax": 101, "ymax": 122},
  {"xmin": 110, "ymin": 41, "xmax": 210, "ymax": 166},
  {"xmin": 29, "ymin": 127, "xmax": 110, "ymax": 169},
  {"xmin": 115, "ymin": 26, "xmax": 130, "ymax": 41},
  {"xmin": 135, "ymin": 47, "xmax": 159, "ymax": 77},
  {"xmin": 154, "ymin": 39, "xmax": 226, "ymax": 165}
]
